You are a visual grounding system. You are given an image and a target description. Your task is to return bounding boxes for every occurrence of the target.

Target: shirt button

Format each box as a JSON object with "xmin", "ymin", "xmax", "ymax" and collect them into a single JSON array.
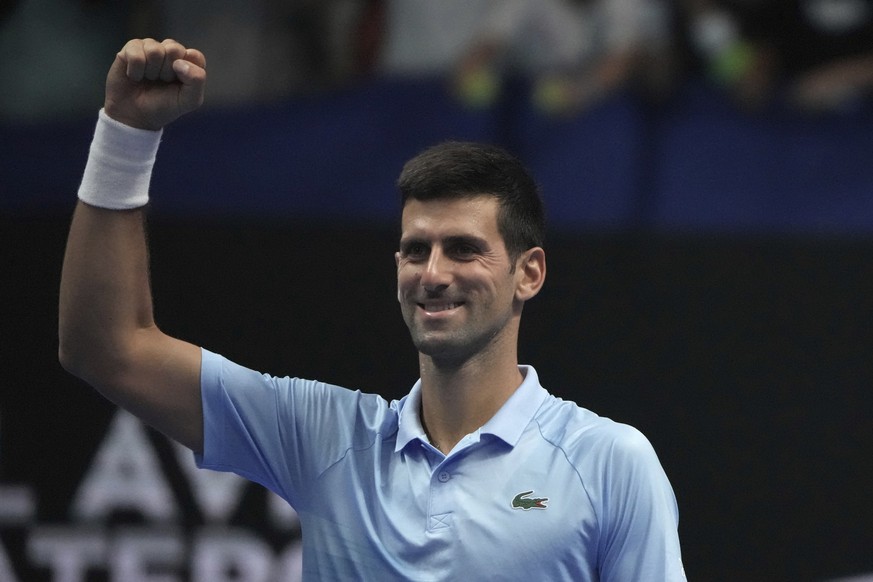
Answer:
[{"xmin": 438, "ymin": 471, "xmax": 451, "ymax": 483}]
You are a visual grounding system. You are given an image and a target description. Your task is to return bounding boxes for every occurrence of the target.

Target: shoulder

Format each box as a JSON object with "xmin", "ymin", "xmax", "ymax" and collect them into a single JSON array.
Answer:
[
  {"xmin": 201, "ymin": 349, "xmax": 397, "ymax": 433},
  {"xmin": 533, "ymin": 395, "xmax": 679, "ymax": 525},
  {"xmin": 533, "ymin": 395, "xmax": 661, "ymax": 475}
]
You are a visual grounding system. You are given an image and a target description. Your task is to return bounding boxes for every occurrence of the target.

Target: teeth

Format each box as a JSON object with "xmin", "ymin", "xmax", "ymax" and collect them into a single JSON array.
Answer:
[{"xmin": 423, "ymin": 303, "xmax": 460, "ymax": 313}]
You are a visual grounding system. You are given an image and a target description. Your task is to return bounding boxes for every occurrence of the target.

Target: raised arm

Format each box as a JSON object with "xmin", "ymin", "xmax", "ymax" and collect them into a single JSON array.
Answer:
[{"xmin": 59, "ymin": 39, "xmax": 207, "ymax": 452}]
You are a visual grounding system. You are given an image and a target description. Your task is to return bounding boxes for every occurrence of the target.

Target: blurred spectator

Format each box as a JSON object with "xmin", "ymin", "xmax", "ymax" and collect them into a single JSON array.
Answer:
[
  {"xmin": 376, "ymin": 0, "xmax": 494, "ymax": 76},
  {"xmin": 451, "ymin": 0, "xmax": 677, "ymax": 116},
  {"xmin": 683, "ymin": 0, "xmax": 873, "ymax": 113},
  {"xmin": 0, "ymin": 0, "xmax": 378, "ymax": 122},
  {"xmin": 153, "ymin": 0, "xmax": 378, "ymax": 104}
]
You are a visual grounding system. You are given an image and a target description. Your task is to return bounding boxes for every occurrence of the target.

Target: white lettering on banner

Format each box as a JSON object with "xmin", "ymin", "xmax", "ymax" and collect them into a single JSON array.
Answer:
[
  {"xmin": 172, "ymin": 436, "xmax": 300, "ymax": 531},
  {"xmin": 2, "ymin": 410, "xmax": 304, "ymax": 580},
  {"xmin": 0, "ymin": 542, "xmax": 20, "ymax": 582},
  {"xmin": 27, "ymin": 527, "xmax": 106, "ymax": 582},
  {"xmin": 275, "ymin": 542, "xmax": 304, "ymax": 581},
  {"xmin": 109, "ymin": 527, "xmax": 184, "ymax": 582},
  {"xmin": 71, "ymin": 411, "xmax": 178, "ymax": 522},
  {"xmin": 23, "ymin": 526, "xmax": 303, "ymax": 581},
  {"xmin": 0, "ymin": 484, "xmax": 36, "ymax": 525},
  {"xmin": 191, "ymin": 528, "xmax": 274, "ymax": 582}
]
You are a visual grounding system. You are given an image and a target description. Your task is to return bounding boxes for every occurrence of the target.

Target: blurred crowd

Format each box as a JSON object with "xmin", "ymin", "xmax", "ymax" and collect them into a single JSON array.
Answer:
[
  {"xmin": 681, "ymin": 0, "xmax": 873, "ymax": 112},
  {"xmin": 1, "ymin": 0, "xmax": 872, "ymax": 122}
]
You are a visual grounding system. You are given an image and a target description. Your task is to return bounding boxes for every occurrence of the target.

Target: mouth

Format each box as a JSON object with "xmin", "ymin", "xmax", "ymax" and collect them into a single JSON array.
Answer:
[{"xmin": 418, "ymin": 302, "xmax": 464, "ymax": 314}]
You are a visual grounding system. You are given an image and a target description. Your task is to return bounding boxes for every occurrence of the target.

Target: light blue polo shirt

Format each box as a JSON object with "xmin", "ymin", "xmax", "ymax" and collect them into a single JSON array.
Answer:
[{"xmin": 196, "ymin": 348, "xmax": 685, "ymax": 581}]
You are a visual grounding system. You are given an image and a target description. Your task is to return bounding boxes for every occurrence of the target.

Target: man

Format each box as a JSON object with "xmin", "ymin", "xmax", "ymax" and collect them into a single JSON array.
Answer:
[{"xmin": 59, "ymin": 38, "xmax": 686, "ymax": 580}]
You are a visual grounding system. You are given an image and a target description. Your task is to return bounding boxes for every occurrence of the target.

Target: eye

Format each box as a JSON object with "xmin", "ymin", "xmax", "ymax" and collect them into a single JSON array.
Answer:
[
  {"xmin": 450, "ymin": 242, "xmax": 479, "ymax": 259},
  {"xmin": 400, "ymin": 241, "xmax": 428, "ymax": 260}
]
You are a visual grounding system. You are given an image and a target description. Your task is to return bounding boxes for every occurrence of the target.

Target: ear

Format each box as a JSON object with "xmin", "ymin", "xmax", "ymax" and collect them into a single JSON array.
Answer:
[
  {"xmin": 515, "ymin": 247, "xmax": 546, "ymax": 302},
  {"xmin": 395, "ymin": 251, "xmax": 402, "ymax": 303}
]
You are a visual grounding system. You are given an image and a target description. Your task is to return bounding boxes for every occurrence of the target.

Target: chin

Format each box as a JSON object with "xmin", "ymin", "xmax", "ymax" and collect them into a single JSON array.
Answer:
[
  {"xmin": 412, "ymin": 333, "xmax": 490, "ymax": 365},
  {"xmin": 412, "ymin": 334, "xmax": 458, "ymax": 358}
]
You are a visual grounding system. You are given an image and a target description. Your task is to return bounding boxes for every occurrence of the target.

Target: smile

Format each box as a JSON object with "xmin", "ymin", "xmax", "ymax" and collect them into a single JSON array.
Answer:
[{"xmin": 419, "ymin": 302, "xmax": 463, "ymax": 313}]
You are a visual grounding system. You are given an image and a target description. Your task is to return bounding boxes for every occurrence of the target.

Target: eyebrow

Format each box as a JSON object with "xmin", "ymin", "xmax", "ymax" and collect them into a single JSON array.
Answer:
[
  {"xmin": 399, "ymin": 234, "xmax": 489, "ymax": 249},
  {"xmin": 444, "ymin": 235, "xmax": 489, "ymax": 249}
]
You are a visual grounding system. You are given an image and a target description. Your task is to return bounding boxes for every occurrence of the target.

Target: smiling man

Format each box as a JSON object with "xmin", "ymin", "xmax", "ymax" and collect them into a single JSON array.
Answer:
[
  {"xmin": 59, "ymin": 38, "xmax": 686, "ymax": 581},
  {"xmin": 397, "ymin": 195, "xmax": 528, "ymax": 362}
]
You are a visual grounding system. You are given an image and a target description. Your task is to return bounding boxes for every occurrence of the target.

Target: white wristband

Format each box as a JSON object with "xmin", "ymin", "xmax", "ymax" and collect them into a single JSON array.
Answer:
[{"xmin": 77, "ymin": 109, "xmax": 163, "ymax": 209}]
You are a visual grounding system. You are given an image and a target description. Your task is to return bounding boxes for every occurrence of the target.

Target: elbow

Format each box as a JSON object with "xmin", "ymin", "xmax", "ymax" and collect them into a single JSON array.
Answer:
[
  {"xmin": 58, "ymin": 342, "xmax": 74, "ymax": 375},
  {"xmin": 58, "ymin": 332, "xmax": 94, "ymax": 381},
  {"xmin": 58, "ymin": 313, "xmax": 80, "ymax": 372},
  {"xmin": 58, "ymin": 328, "xmax": 122, "ymax": 385},
  {"xmin": 58, "ymin": 322, "xmax": 79, "ymax": 373}
]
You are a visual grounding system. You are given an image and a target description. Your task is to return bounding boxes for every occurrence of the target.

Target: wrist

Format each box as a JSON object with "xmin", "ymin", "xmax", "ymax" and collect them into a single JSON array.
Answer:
[{"xmin": 77, "ymin": 109, "xmax": 163, "ymax": 210}]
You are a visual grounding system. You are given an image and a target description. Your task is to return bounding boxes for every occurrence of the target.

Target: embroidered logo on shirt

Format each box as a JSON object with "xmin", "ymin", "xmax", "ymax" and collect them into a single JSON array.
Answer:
[{"xmin": 511, "ymin": 490, "xmax": 549, "ymax": 510}]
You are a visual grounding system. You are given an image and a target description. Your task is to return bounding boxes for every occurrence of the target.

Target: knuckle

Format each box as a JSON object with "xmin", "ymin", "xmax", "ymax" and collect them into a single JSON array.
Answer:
[
  {"xmin": 142, "ymin": 38, "xmax": 162, "ymax": 55},
  {"xmin": 162, "ymin": 38, "xmax": 185, "ymax": 53}
]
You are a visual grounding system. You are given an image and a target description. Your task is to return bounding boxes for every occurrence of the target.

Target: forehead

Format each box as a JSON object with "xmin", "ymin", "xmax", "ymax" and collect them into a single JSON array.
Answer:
[{"xmin": 400, "ymin": 196, "xmax": 501, "ymax": 240}]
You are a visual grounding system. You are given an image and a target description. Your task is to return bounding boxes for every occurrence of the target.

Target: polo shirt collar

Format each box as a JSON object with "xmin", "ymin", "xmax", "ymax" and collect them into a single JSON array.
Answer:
[{"xmin": 394, "ymin": 365, "xmax": 548, "ymax": 453}]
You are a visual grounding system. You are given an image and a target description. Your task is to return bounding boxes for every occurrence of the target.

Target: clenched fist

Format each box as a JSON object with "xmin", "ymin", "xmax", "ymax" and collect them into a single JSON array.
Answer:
[{"xmin": 105, "ymin": 38, "xmax": 207, "ymax": 131}]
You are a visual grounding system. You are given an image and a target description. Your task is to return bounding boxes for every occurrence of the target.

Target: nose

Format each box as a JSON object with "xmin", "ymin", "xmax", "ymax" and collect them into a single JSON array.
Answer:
[{"xmin": 420, "ymin": 248, "xmax": 452, "ymax": 292}]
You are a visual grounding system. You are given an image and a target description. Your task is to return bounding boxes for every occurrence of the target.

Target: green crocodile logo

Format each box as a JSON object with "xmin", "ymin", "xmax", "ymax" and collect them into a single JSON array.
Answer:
[{"xmin": 511, "ymin": 490, "xmax": 549, "ymax": 510}]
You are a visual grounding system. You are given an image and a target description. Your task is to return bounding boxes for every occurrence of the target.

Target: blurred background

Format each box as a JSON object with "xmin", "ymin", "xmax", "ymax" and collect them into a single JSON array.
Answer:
[{"xmin": 1, "ymin": 0, "xmax": 872, "ymax": 580}]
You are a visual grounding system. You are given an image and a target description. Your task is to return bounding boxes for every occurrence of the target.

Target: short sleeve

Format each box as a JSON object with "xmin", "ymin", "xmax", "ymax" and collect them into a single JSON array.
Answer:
[
  {"xmin": 598, "ymin": 426, "xmax": 686, "ymax": 581},
  {"xmin": 194, "ymin": 348, "xmax": 394, "ymax": 510}
]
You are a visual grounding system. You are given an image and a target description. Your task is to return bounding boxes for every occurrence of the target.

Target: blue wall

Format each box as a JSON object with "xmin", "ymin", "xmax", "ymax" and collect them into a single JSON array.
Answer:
[{"xmin": 3, "ymin": 76, "xmax": 872, "ymax": 236}]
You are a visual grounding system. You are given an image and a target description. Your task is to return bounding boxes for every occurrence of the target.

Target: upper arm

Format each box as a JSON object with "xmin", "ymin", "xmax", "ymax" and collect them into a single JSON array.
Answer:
[
  {"xmin": 58, "ymin": 203, "xmax": 205, "ymax": 453},
  {"xmin": 68, "ymin": 327, "xmax": 205, "ymax": 454},
  {"xmin": 104, "ymin": 329, "xmax": 204, "ymax": 453}
]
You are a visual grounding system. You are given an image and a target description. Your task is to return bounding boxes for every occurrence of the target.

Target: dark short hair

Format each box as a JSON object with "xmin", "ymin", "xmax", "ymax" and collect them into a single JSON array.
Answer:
[{"xmin": 397, "ymin": 141, "xmax": 545, "ymax": 261}]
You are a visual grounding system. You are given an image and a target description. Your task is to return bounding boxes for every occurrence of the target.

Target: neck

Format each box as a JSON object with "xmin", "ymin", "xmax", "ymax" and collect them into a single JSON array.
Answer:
[{"xmin": 418, "ymin": 348, "xmax": 523, "ymax": 455}]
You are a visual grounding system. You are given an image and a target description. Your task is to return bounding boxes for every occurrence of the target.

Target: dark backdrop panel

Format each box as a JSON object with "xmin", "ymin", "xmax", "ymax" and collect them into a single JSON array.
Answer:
[{"xmin": 1, "ymin": 215, "xmax": 871, "ymax": 580}]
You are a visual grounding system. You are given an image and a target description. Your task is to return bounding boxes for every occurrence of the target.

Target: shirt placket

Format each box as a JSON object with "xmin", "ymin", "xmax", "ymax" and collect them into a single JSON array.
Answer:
[{"xmin": 424, "ymin": 434, "xmax": 478, "ymax": 533}]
